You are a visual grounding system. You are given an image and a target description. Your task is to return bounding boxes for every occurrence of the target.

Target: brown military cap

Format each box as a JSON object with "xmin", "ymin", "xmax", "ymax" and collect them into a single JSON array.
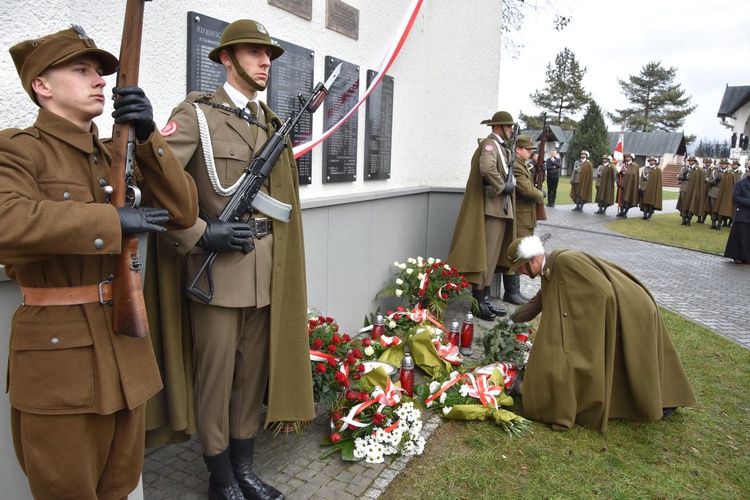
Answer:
[
  {"xmin": 515, "ymin": 135, "xmax": 535, "ymax": 150},
  {"xmin": 209, "ymin": 19, "xmax": 284, "ymax": 63},
  {"xmin": 480, "ymin": 111, "xmax": 515, "ymax": 126},
  {"xmin": 9, "ymin": 25, "xmax": 118, "ymax": 106}
]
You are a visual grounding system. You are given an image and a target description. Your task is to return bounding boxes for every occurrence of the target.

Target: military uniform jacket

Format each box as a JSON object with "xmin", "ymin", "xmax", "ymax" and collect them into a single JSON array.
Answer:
[
  {"xmin": 596, "ymin": 164, "xmax": 616, "ymax": 206},
  {"xmin": 716, "ymin": 169, "xmax": 737, "ymax": 218},
  {"xmin": 0, "ymin": 108, "xmax": 198, "ymax": 415},
  {"xmin": 447, "ymin": 135, "xmax": 516, "ymax": 281},
  {"xmin": 155, "ymin": 86, "xmax": 314, "ymax": 427},
  {"xmin": 705, "ymin": 166, "xmax": 721, "ymax": 199},
  {"xmin": 687, "ymin": 165, "xmax": 708, "ymax": 216},
  {"xmin": 513, "ymin": 157, "xmax": 543, "ymax": 236},
  {"xmin": 619, "ymin": 162, "xmax": 640, "ymax": 206},
  {"xmin": 571, "ymin": 160, "xmax": 593, "ymax": 202},
  {"xmin": 511, "ymin": 250, "xmax": 696, "ymax": 432}
]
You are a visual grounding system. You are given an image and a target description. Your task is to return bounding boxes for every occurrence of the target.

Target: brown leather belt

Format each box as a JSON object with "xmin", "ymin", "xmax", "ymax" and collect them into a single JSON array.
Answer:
[{"xmin": 21, "ymin": 281, "xmax": 113, "ymax": 306}]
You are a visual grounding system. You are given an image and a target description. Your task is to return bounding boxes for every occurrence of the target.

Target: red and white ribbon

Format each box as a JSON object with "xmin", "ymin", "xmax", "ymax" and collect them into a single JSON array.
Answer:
[
  {"xmin": 371, "ymin": 378, "xmax": 404, "ymax": 406},
  {"xmin": 292, "ymin": 0, "xmax": 424, "ymax": 158},
  {"xmin": 379, "ymin": 335, "xmax": 402, "ymax": 348},
  {"xmin": 475, "ymin": 362, "xmax": 518, "ymax": 389},
  {"xmin": 310, "ymin": 349, "xmax": 339, "ymax": 363},
  {"xmin": 464, "ymin": 373, "xmax": 504, "ymax": 409},
  {"xmin": 432, "ymin": 340, "xmax": 463, "ymax": 365},
  {"xmin": 424, "ymin": 371, "xmax": 464, "ymax": 405}
]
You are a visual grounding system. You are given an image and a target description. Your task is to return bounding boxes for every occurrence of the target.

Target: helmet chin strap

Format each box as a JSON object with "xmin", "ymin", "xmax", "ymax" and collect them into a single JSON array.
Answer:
[{"xmin": 228, "ymin": 49, "xmax": 266, "ymax": 92}]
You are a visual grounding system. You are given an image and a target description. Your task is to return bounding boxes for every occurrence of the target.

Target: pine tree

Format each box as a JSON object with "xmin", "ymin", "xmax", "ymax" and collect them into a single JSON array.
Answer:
[
  {"xmin": 608, "ymin": 61, "xmax": 696, "ymax": 132},
  {"xmin": 529, "ymin": 48, "xmax": 590, "ymax": 129},
  {"xmin": 567, "ymin": 101, "xmax": 610, "ymax": 163}
]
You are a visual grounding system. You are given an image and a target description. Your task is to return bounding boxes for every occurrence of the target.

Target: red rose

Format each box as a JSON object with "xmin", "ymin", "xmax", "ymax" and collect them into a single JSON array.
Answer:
[
  {"xmin": 327, "ymin": 344, "xmax": 338, "ymax": 353},
  {"xmin": 309, "ymin": 319, "xmax": 318, "ymax": 329},
  {"xmin": 331, "ymin": 334, "xmax": 342, "ymax": 344},
  {"xmin": 333, "ymin": 324, "xmax": 339, "ymax": 332},
  {"xmin": 346, "ymin": 354, "xmax": 356, "ymax": 365},
  {"xmin": 342, "ymin": 378, "xmax": 351, "ymax": 388},
  {"xmin": 345, "ymin": 390, "xmax": 357, "ymax": 401},
  {"xmin": 351, "ymin": 348, "xmax": 363, "ymax": 359},
  {"xmin": 353, "ymin": 372, "xmax": 361, "ymax": 380},
  {"xmin": 318, "ymin": 315, "xmax": 326, "ymax": 324},
  {"xmin": 356, "ymin": 363, "xmax": 366, "ymax": 372},
  {"xmin": 326, "ymin": 317, "xmax": 334, "ymax": 325},
  {"xmin": 329, "ymin": 432, "xmax": 342, "ymax": 443},
  {"xmin": 313, "ymin": 338, "xmax": 324, "ymax": 349},
  {"xmin": 396, "ymin": 306, "xmax": 405, "ymax": 312},
  {"xmin": 362, "ymin": 338, "xmax": 371, "ymax": 346},
  {"xmin": 332, "ymin": 410, "xmax": 343, "ymax": 422},
  {"xmin": 327, "ymin": 357, "xmax": 337, "ymax": 367},
  {"xmin": 342, "ymin": 334, "xmax": 351, "ymax": 342},
  {"xmin": 442, "ymin": 293, "xmax": 448, "ymax": 299},
  {"xmin": 315, "ymin": 363, "xmax": 326, "ymax": 373},
  {"xmin": 358, "ymin": 392, "xmax": 369, "ymax": 402},
  {"xmin": 335, "ymin": 372, "xmax": 348, "ymax": 384},
  {"xmin": 372, "ymin": 412, "xmax": 385, "ymax": 425}
]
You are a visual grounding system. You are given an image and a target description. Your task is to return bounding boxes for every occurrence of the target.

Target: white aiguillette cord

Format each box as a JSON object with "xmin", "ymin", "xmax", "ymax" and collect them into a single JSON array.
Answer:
[{"xmin": 193, "ymin": 103, "xmax": 246, "ymax": 197}]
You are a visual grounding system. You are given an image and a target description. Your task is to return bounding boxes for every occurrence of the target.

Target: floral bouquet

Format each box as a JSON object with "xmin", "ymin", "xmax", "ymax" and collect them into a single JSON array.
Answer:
[
  {"xmin": 309, "ymin": 315, "xmax": 364, "ymax": 409},
  {"xmin": 322, "ymin": 367, "xmax": 425, "ymax": 463},
  {"xmin": 415, "ymin": 366, "xmax": 530, "ymax": 436},
  {"xmin": 481, "ymin": 319, "xmax": 533, "ymax": 379},
  {"xmin": 376, "ymin": 256, "xmax": 474, "ymax": 320}
]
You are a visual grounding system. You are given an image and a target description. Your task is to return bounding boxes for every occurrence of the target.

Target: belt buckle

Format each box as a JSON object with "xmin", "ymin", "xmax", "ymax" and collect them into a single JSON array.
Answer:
[
  {"xmin": 253, "ymin": 217, "xmax": 269, "ymax": 237},
  {"xmin": 99, "ymin": 279, "xmax": 113, "ymax": 305}
]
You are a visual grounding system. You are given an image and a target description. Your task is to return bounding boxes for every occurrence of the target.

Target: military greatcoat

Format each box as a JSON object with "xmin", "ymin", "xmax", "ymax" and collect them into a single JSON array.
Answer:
[
  {"xmin": 640, "ymin": 164, "xmax": 663, "ymax": 211},
  {"xmin": 512, "ymin": 250, "xmax": 696, "ymax": 432},
  {"xmin": 596, "ymin": 163, "xmax": 616, "ymax": 207},
  {"xmin": 513, "ymin": 156, "xmax": 544, "ymax": 238}
]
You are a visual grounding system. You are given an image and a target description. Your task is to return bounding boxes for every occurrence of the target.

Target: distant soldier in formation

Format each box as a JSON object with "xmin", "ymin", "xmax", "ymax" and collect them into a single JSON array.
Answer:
[
  {"xmin": 677, "ymin": 156, "xmax": 695, "ymax": 225},
  {"xmin": 687, "ymin": 157, "xmax": 711, "ymax": 224},
  {"xmin": 716, "ymin": 159, "xmax": 739, "ymax": 228},
  {"xmin": 706, "ymin": 158, "xmax": 725, "ymax": 230},
  {"xmin": 570, "ymin": 150, "xmax": 593, "ymax": 212},
  {"xmin": 616, "ymin": 152, "xmax": 640, "ymax": 217},
  {"xmin": 544, "ymin": 149, "xmax": 562, "ymax": 207},
  {"xmin": 639, "ymin": 156, "xmax": 662, "ymax": 220},
  {"xmin": 594, "ymin": 155, "xmax": 616, "ymax": 215}
]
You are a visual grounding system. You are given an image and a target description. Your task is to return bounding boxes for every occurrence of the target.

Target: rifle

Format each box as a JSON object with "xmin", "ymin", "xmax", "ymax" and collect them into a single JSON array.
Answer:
[
  {"xmin": 535, "ymin": 115, "xmax": 548, "ymax": 221},
  {"xmin": 108, "ymin": 0, "xmax": 151, "ymax": 338},
  {"xmin": 503, "ymin": 124, "xmax": 519, "ymax": 215},
  {"xmin": 186, "ymin": 64, "xmax": 342, "ymax": 303}
]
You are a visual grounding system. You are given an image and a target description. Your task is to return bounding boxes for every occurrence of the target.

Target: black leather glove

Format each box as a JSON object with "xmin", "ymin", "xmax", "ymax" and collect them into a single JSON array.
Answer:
[
  {"xmin": 112, "ymin": 86, "xmax": 154, "ymax": 142},
  {"xmin": 117, "ymin": 206, "xmax": 169, "ymax": 234},
  {"xmin": 542, "ymin": 189, "xmax": 547, "ymax": 198},
  {"xmin": 197, "ymin": 219, "xmax": 254, "ymax": 253}
]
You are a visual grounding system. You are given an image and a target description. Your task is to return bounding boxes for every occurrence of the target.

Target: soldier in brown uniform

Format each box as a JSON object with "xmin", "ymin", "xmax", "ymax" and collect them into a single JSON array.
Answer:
[
  {"xmin": 706, "ymin": 158, "xmax": 725, "ymax": 230},
  {"xmin": 0, "ymin": 27, "xmax": 198, "ymax": 498},
  {"xmin": 157, "ymin": 20, "xmax": 312, "ymax": 499},
  {"xmin": 447, "ymin": 111, "xmax": 517, "ymax": 320},
  {"xmin": 570, "ymin": 150, "xmax": 593, "ymax": 212},
  {"xmin": 594, "ymin": 155, "xmax": 616, "ymax": 215},
  {"xmin": 677, "ymin": 156, "xmax": 696, "ymax": 225},
  {"xmin": 716, "ymin": 159, "xmax": 740, "ymax": 228},
  {"xmin": 687, "ymin": 157, "xmax": 711, "ymax": 224},
  {"xmin": 616, "ymin": 152, "xmax": 640, "ymax": 217},
  {"xmin": 639, "ymin": 156, "xmax": 662, "ymax": 220}
]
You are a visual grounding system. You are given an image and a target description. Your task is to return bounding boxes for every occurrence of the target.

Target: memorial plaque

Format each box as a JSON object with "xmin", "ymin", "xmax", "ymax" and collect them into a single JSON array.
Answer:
[
  {"xmin": 364, "ymin": 71, "xmax": 394, "ymax": 181},
  {"xmin": 325, "ymin": 0, "xmax": 360, "ymax": 40},
  {"xmin": 268, "ymin": 0, "xmax": 313, "ymax": 20},
  {"xmin": 322, "ymin": 57, "xmax": 360, "ymax": 183},
  {"xmin": 186, "ymin": 12, "xmax": 228, "ymax": 93},
  {"xmin": 267, "ymin": 39, "xmax": 315, "ymax": 185}
]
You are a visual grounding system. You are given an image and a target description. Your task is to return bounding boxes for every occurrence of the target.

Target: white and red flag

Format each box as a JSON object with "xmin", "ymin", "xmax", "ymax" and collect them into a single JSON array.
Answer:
[{"xmin": 613, "ymin": 133, "xmax": 624, "ymax": 171}]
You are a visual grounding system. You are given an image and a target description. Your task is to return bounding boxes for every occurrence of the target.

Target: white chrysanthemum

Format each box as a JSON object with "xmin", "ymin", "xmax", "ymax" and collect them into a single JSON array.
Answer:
[
  {"xmin": 459, "ymin": 384, "xmax": 471, "ymax": 397},
  {"xmin": 425, "ymin": 399, "xmax": 433, "ymax": 408},
  {"xmin": 427, "ymin": 257, "xmax": 435, "ymax": 265},
  {"xmin": 388, "ymin": 320, "xmax": 396, "ymax": 329},
  {"xmin": 395, "ymin": 289, "xmax": 403, "ymax": 297},
  {"xmin": 449, "ymin": 371, "xmax": 460, "ymax": 379},
  {"xmin": 429, "ymin": 381, "xmax": 441, "ymax": 393},
  {"xmin": 439, "ymin": 392, "xmax": 447, "ymax": 404},
  {"xmin": 364, "ymin": 346, "xmax": 374, "ymax": 356},
  {"xmin": 405, "ymin": 268, "xmax": 413, "ymax": 275},
  {"xmin": 442, "ymin": 406, "xmax": 453, "ymax": 416}
]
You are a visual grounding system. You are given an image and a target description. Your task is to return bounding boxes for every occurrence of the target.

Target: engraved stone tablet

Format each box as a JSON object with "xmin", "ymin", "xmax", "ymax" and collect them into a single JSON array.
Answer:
[
  {"xmin": 186, "ymin": 12, "xmax": 228, "ymax": 93},
  {"xmin": 325, "ymin": 0, "xmax": 360, "ymax": 40},
  {"xmin": 267, "ymin": 39, "xmax": 315, "ymax": 185},
  {"xmin": 364, "ymin": 71, "xmax": 394, "ymax": 181},
  {"xmin": 323, "ymin": 57, "xmax": 360, "ymax": 183},
  {"xmin": 268, "ymin": 0, "xmax": 313, "ymax": 21}
]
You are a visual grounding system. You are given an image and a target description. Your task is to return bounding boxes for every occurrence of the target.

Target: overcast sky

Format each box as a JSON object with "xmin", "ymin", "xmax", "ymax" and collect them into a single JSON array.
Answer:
[{"xmin": 497, "ymin": 0, "xmax": 749, "ymax": 144}]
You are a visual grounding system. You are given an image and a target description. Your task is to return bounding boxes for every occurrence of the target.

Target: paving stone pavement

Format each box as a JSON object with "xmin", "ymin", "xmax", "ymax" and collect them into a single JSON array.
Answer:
[{"xmin": 143, "ymin": 196, "xmax": 749, "ymax": 499}]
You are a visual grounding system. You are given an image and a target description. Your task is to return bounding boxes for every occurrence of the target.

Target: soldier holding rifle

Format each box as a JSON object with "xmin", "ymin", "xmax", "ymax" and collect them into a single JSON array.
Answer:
[
  {"xmin": 157, "ymin": 20, "xmax": 313, "ymax": 500},
  {"xmin": 0, "ymin": 25, "xmax": 198, "ymax": 498}
]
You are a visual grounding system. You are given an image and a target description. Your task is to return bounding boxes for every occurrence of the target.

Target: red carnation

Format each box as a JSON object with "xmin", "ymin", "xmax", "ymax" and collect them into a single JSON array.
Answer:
[
  {"xmin": 329, "ymin": 432, "xmax": 342, "ymax": 443},
  {"xmin": 372, "ymin": 412, "xmax": 385, "ymax": 425},
  {"xmin": 315, "ymin": 363, "xmax": 326, "ymax": 373},
  {"xmin": 327, "ymin": 344, "xmax": 338, "ymax": 353},
  {"xmin": 313, "ymin": 338, "xmax": 324, "ymax": 349}
]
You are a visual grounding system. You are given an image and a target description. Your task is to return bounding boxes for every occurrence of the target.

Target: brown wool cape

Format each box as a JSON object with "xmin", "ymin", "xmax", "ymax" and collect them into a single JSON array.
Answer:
[{"xmin": 512, "ymin": 249, "xmax": 696, "ymax": 432}]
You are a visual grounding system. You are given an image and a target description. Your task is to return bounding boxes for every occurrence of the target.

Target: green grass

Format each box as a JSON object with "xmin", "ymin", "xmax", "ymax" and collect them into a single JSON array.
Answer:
[{"xmin": 382, "ymin": 308, "xmax": 750, "ymax": 499}]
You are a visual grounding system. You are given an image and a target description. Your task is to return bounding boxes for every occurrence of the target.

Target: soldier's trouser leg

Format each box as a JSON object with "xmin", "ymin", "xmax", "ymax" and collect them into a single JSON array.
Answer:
[
  {"xmin": 12, "ymin": 405, "xmax": 145, "ymax": 500},
  {"xmin": 191, "ymin": 302, "xmax": 270, "ymax": 456}
]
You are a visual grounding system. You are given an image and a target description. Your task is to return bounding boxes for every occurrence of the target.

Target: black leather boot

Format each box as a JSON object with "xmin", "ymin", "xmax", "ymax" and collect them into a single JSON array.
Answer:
[
  {"xmin": 502, "ymin": 273, "xmax": 528, "ymax": 305},
  {"xmin": 483, "ymin": 286, "xmax": 506, "ymax": 317},
  {"xmin": 472, "ymin": 288, "xmax": 496, "ymax": 321},
  {"xmin": 204, "ymin": 449, "xmax": 245, "ymax": 500},
  {"xmin": 230, "ymin": 438, "xmax": 285, "ymax": 500}
]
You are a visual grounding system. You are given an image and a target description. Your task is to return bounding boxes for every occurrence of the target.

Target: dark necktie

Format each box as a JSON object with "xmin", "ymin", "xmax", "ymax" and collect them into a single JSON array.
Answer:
[{"xmin": 248, "ymin": 101, "xmax": 258, "ymax": 143}]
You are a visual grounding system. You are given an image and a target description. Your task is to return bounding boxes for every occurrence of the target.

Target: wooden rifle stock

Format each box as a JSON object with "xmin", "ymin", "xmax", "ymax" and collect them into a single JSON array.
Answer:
[
  {"xmin": 535, "ymin": 117, "xmax": 548, "ymax": 221},
  {"xmin": 109, "ymin": 0, "xmax": 149, "ymax": 338}
]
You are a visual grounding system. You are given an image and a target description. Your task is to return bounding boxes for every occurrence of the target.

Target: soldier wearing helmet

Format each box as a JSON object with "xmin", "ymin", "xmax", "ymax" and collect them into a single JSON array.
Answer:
[
  {"xmin": 705, "ymin": 158, "xmax": 726, "ymax": 229},
  {"xmin": 595, "ymin": 155, "xmax": 616, "ymax": 214},
  {"xmin": 677, "ymin": 156, "xmax": 696, "ymax": 225},
  {"xmin": 570, "ymin": 150, "xmax": 593, "ymax": 212},
  {"xmin": 156, "ymin": 19, "xmax": 306, "ymax": 499},
  {"xmin": 616, "ymin": 152, "xmax": 640, "ymax": 217},
  {"xmin": 639, "ymin": 156, "xmax": 662, "ymax": 220}
]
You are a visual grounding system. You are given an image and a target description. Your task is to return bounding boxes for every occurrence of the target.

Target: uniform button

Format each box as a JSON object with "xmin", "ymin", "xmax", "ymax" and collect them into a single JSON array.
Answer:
[
  {"xmin": 158, "ymin": 148, "xmax": 164, "ymax": 157},
  {"xmin": 63, "ymin": 191, "xmax": 71, "ymax": 200},
  {"xmin": 229, "ymin": 150, "xmax": 235, "ymax": 156},
  {"xmin": 99, "ymin": 178, "xmax": 107, "ymax": 186},
  {"xmin": 51, "ymin": 337, "xmax": 60, "ymax": 345},
  {"xmin": 562, "ymin": 312, "xmax": 568, "ymax": 318},
  {"xmin": 173, "ymin": 242, "xmax": 180, "ymax": 247},
  {"xmin": 93, "ymin": 156, "xmax": 99, "ymax": 164},
  {"xmin": 94, "ymin": 238, "xmax": 104, "ymax": 249}
]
